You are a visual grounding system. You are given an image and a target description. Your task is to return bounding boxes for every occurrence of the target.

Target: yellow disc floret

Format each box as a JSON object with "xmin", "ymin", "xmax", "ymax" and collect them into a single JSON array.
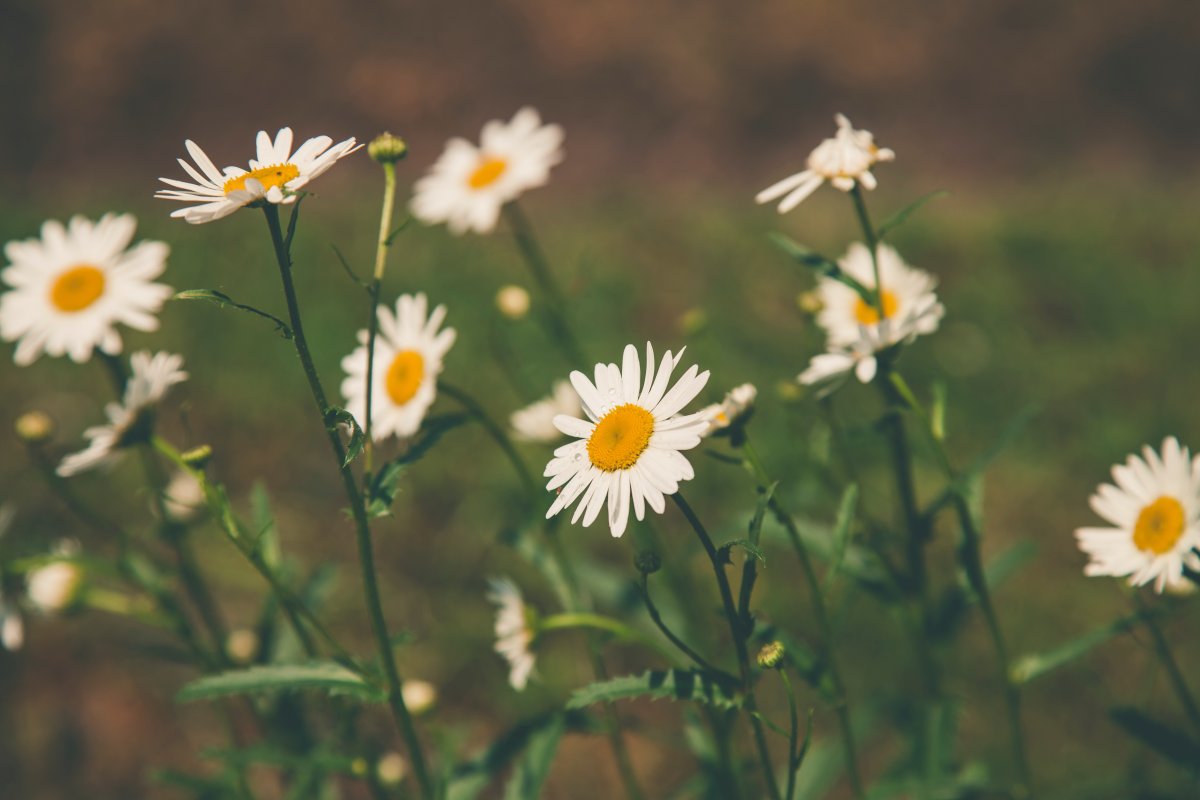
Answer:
[
  {"xmin": 50, "ymin": 265, "xmax": 106, "ymax": 312},
  {"xmin": 223, "ymin": 163, "xmax": 301, "ymax": 195},
  {"xmin": 385, "ymin": 350, "xmax": 425, "ymax": 405},
  {"xmin": 1133, "ymin": 496, "xmax": 1186, "ymax": 555},
  {"xmin": 587, "ymin": 404, "xmax": 655, "ymax": 472},
  {"xmin": 853, "ymin": 289, "xmax": 899, "ymax": 326},
  {"xmin": 468, "ymin": 157, "xmax": 508, "ymax": 189}
]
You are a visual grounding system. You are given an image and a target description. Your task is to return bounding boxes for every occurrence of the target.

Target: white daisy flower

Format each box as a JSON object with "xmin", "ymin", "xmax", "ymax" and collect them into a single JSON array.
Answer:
[
  {"xmin": 162, "ymin": 468, "xmax": 205, "ymax": 523},
  {"xmin": 27, "ymin": 560, "xmax": 84, "ymax": 613},
  {"xmin": 0, "ymin": 214, "xmax": 171, "ymax": 366},
  {"xmin": 1075, "ymin": 437, "xmax": 1200, "ymax": 594},
  {"xmin": 699, "ymin": 383, "xmax": 758, "ymax": 437},
  {"xmin": 815, "ymin": 242, "xmax": 944, "ymax": 350},
  {"xmin": 156, "ymin": 127, "xmax": 361, "ymax": 224},
  {"xmin": 544, "ymin": 343, "xmax": 711, "ymax": 538},
  {"xmin": 511, "ymin": 380, "xmax": 583, "ymax": 443},
  {"xmin": 57, "ymin": 350, "xmax": 187, "ymax": 477},
  {"xmin": 340, "ymin": 293, "xmax": 456, "ymax": 441},
  {"xmin": 487, "ymin": 578, "xmax": 536, "ymax": 691},
  {"xmin": 756, "ymin": 113, "xmax": 894, "ymax": 213},
  {"xmin": 411, "ymin": 107, "xmax": 564, "ymax": 235}
]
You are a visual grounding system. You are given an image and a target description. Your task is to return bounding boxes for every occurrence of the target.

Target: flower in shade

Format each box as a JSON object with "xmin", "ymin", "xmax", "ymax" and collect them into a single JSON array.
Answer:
[
  {"xmin": 340, "ymin": 293, "xmax": 455, "ymax": 440},
  {"xmin": 511, "ymin": 380, "xmax": 583, "ymax": 443},
  {"xmin": 1075, "ymin": 437, "xmax": 1200, "ymax": 593},
  {"xmin": 411, "ymin": 107, "xmax": 564, "ymax": 235},
  {"xmin": 156, "ymin": 127, "xmax": 361, "ymax": 224},
  {"xmin": 0, "ymin": 214, "xmax": 171, "ymax": 365},
  {"xmin": 544, "ymin": 343, "xmax": 710, "ymax": 538},
  {"xmin": 487, "ymin": 578, "xmax": 536, "ymax": 690},
  {"xmin": 756, "ymin": 113, "xmax": 894, "ymax": 213},
  {"xmin": 699, "ymin": 383, "xmax": 757, "ymax": 437},
  {"xmin": 58, "ymin": 351, "xmax": 188, "ymax": 477}
]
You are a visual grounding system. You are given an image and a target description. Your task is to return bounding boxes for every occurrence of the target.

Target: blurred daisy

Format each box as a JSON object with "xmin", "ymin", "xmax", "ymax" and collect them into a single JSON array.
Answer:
[
  {"xmin": 156, "ymin": 127, "xmax": 361, "ymax": 224},
  {"xmin": 699, "ymin": 383, "xmax": 757, "ymax": 437},
  {"xmin": 162, "ymin": 468, "xmax": 205, "ymax": 523},
  {"xmin": 58, "ymin": 351, "xmax": 188, "ymax": 477},
  {"xmin": 1075, "ymin": 437, "xmax": 1200, "ymax": 593},
  {"xmin": 544, "ymin": 343, "xmax": 710, "ymax": 538},
  {"xmin": 816, "ymin": 243, "xmax": 944, "ymax": 349},
  {"xmin": 26, "ymin": 560, "xmax": 84, "ymax": 613},
  {"xmin": 756, "ymin": 113, "xmax": 894, "ymax": 213},
  {"xmin": 340, "ymin": 293, "xmax": 456, "ymax": 440},
  {"xmin": 401, "ymin": 679, "xmax": 438, "ymax": 715},
  {"xmin": 511, "ymin": 380, "xmax": 582, "ymax": 443},
  {"xmin": 411, "ymin": 107, "xmax": 564, "ymax": 235},
  {"xmin": 0, "ymin": 214, "xmax": 171, "ymax": 365},
  {"xmin": 487, "ymin": 578, "xmax": 536, "ymax": 690}
]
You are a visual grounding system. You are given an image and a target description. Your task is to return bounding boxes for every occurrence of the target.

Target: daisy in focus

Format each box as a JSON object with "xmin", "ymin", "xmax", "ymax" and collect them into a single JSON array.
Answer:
[
  {"xmin": 756, "ymin": 113, "xmax": 894, "ymax": 213},
  {"xmin": 487, "ymin": 578, "xmax": 536, "ymax": 691},
  {"xmin": 1075, "ymin": 437, "xmax": 1200, "ymax": 593},
  {"xmin": 0, "ymin": 214, "xmax": 171, "ymax": 366},
  {"xmin": 544, "ymin": 343, "xmax": 710, "ymax": 538},
  {"xmin": 58, "ymin": 351, "xmax": 188, "ymax": 477},
  {"xmin": 340, "ymin": 293, "xmax": 456, "ymax": 440},
  {"xmin": 511, "ymin": 380, "xmax": 583, "ymax": 443},
  {"xmin": 411, "ymin": 107, "xmax": 564, "ymax": 235},
  {"xmin": 699, "ymin": 383, "xmax": 757, "ymax": 437},
  {"xmin": 156, "ymin": 127, "xmax": 361, "ymax": 224}
]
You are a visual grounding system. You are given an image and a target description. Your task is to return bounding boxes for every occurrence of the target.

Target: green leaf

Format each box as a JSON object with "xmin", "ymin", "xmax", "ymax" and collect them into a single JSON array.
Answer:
[
  {"xmin": 768, "ymin": 232, "xmax": 873, "ymax": 303},
  {"xmin": 330, "ymin": 244, "xmax": 369, "ymax": 290},
  {"xmin": 173, "ymin": 289, "xmax": 292, "ymax": 339},
  {"xmin": 503, "ymin": 714, "xmax": 566, "ymax": 800},
  {"xmin": 447, "ymin": 713, "xmax": 594, "ymax": 800},
  {"xmin": 825, "ymin": 483, "xmax": 859, "ymax": 587},
  {"xmin": 930, "ymin": 380, "xmax": 947, "ymax": 441},
  {"xmin": 983, "ymin": 539, "xmax": 1037, "ymax": 588},
  {"xmin": 384, "ymin": 215, "xmax": 413, "ymax": 247},
  {"xmin": 875, "ymin": 189, "xmax": 950, "ymax": 240},
  {"xmin": 323, "ymin": 407, "xmax": 365, "ymax": 468},
  {"xmin": 567, "ymin": 669, "xmax": 739, "ymax": 710},
  {"xmin": 1109, "ymin": 706, "xmax": 1200, "ymax": 768},
  {"xmin": 250, "ymin": 482, "xmax": 281, "ymax": 569},
  {"xmin": 176, "ymin": 662, "xmax": 383, "ymax": 703},
  {"xmin": 367, "ymin": 413, "xmax": 470, "ymax": 517},
  {"xmin": 720, "ymin": 538, "xmax": 766, "ymax": 565},
  {"xmin": 1011, "ymin": 612, "xmax": 1141, "ymax": 684}
]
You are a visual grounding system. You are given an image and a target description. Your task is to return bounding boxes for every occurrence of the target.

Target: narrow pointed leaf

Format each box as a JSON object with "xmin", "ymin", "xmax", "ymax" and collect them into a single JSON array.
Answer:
[
  {"xmin": 502, "ymin": 714, "xmax": 566, "ymax": 800},
  {"xmin": 1109, "ymin": 706, "xmax": 1200, "ymax": 767},
  {"xmin": 177, "ymin": 662, "xmax": 383, "ymax": 703},
  {"xmin": 567, "ymin": 669, "xmax": 739, "ymax": 710},
  {"xmin": 875, "ymin": 189, "xmax": 950, "ymax": 240},
  {"xmin": 174, "ymin": 289, "xmax": 292, "ymax": 339}
]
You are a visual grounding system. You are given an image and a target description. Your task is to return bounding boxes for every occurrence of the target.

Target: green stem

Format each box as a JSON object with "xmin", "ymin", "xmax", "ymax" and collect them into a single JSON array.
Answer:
[
  {"xmin": 639, "ymin": 574, "xmax": 728, "ymax": 678},
  {"xmin": 849, "ymin": 185, "xmax": 885, "ymax": 318},
  {"xmin": 1135, "ymin": 592, "xmax": 1200, "ymax": 741},
  {"xmin": 363, "ymin": 160, "xmax": 398, "ymax": 475},
  {"xmin": 673, "ymin": 492, "xmax": 782, "ymax": 800},
  {"xmin": 260, "ymin": 205, "xmax": 434, "ymax": 800},
  {"xmin": 503, "ymin": 201, "xmax": 587, "ymax": 367},
  {"xmin": 539, "ymin": 612, "xmax": 675, "ymax": 660},
  {"xmin": 440, "ymin": 381, "xmax": 538, "ymax": 498},
  {"xmin": 780, "ymin": 670, "xmax": 800, "ymax": 800},
  {"xmin": 741, "ymin": 437, "xmax": 866, "ymax": 799}
]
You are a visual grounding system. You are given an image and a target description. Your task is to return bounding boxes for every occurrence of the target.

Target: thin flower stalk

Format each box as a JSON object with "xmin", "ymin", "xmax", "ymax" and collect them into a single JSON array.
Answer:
[
  {"xmin": 363, "ymin": 158, "xmax": 399, "ymax": 474},
  {"xmin": 1132, "ymin": 590, "xmax": 1200, "ymax": 741},
  {"xmin": 260, "ymin": 205, "xmax": 434, "ymax": 800}
]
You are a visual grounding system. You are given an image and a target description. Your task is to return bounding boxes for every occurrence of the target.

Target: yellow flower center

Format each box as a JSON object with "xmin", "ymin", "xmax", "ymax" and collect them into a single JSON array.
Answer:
[
  {"xmin": 50, "ymin": 265, "xmax": 106, "ymax": 312},
  {"xmin": 385, "ymin": 350, "xmax": 425, "ymax": 405},
  {"xmin": 587, "ymin": 404, "xmax": 655, "ymax": 472},
  {"xmin": 853, "ymin": 289, "xmax": 899, "ymax": 325},
  {"xmin": 468, "ymin": 157, "xmax": 508, "ymax": 189},
  {"xmin": 223, "ymin": 163, "xmax": 301, "ymax": 195},
  {"xmin": 1133, "ymin": 496, "xmax": 1186, "ymax": 555}
]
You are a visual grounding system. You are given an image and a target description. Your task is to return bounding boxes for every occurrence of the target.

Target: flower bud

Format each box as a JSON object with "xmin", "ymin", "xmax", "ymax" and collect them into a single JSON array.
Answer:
[
  {"xmin": 15, "ymin": 411, "xmax": 54, "ymax": 444},
  {"xmin": 756, "ymin": 640, "xmax": 785, "ymax": 669},
  {"xmin": 376, "ymin": 751, "xmax": 406, "ymax": 785},
  {"xmin": 634, "ymin": 551, "xmax": 662, "ymax": 575},
  {"xmin": 679, "ymin": 307, "xmax": 707, "ymax": 336},
  {"xmin": 26, "ymin": 561, "xmax": 85, "ymax": 613},
  {"xmin": 796, "ymin": 290, "xmax": 824, "ymax": 315},
  {"xmin": 226, "ymin": 628, "xmax": 260, "ymax": 664},
  {"xmin": 368, "ymin": 132, "xmax": 408, "ymax": 164},
  {"xmin": 401, "ymin": 679, "xmax": 438, "ymax": 715},
  {"xmin": 496, "ymin": 285, "xmax": 530, "ymax": 319},
  {"xmin": 350, "ymin": 757, "xmax": 369, "ymax": 778}
]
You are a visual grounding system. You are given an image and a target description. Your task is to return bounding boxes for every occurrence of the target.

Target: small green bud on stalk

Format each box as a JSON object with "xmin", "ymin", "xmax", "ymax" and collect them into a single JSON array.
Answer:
[
  {"xmin": 634, "ymin": 551, "xmax": 662, "ymax": 575},
  {"xmin": 181, "ymin": 444, "xmax": 213, "ymax": 469},
  {"xmin": 368, "ymin": 132, "xmax": 408, "ymax": 164},
  {"xmin": 757, "ymin": 640, "xmax": 785, "ymax": 669},
  {"xmin": 15, "ymin": 411, "xmax": 54, "ymax": 444},
  {"xmin": 797, "ymin": 290, "xmax": 824, "ymax": 315}
]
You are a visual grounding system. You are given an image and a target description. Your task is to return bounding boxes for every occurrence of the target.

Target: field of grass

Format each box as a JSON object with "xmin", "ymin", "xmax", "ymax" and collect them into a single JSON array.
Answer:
[{"xmin": 2, "ymin": 175, "xmax": 1199, "ymax": 798}]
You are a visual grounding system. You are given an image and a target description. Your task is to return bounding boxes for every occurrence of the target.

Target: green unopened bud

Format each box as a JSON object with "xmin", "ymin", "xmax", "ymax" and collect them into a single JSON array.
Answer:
[
  {"xmin": 679, "ymin": 307, "xmax": 708, "ymax": 336},
  {"xmin": 350, "ymin": 757, "xmax": 369, "ymax": 778},
  {"xmin": 181, "ymin": 445, "xmax": 213, "ymax": 469},
  {"xmin": 756, "ymin": 641, "xmax": 785, "ymax": 669},
  {"xmin": 796, "ymin": 290, "xmax": 824, "ymax": 315},
  {"xmin": 15, "ymin": 411, "xmax": 54, "ymax": 444},
  {"xmin": 368, "ymin": 132, "xmax": 408, "ymax": 164},
  {"xmin": 634, "ymin": 551, "xmax": 662, "ymax": 575}
]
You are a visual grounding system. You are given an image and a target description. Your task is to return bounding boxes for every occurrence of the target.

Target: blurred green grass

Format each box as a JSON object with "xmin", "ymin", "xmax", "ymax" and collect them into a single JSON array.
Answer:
[{"xmin": 2, "ymin": 176, "xmax": 1200, "ymax": 798}]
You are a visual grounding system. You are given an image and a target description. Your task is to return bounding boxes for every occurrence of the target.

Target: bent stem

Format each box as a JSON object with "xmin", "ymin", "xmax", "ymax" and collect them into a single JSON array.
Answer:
[
  {"xmin": 363, "ymin": 159, "xmax": 399, "ymax": 475},
  {"xmin": 673, "ymin": 492, "xmax": 783, "ymax": 800},
  {"xmin": 741, "ymin": 436, "xmax": 866, "ymax": 799},
  {"xmin": 261, "ymin": 204, "xmax": 434, "ymax": 800}
]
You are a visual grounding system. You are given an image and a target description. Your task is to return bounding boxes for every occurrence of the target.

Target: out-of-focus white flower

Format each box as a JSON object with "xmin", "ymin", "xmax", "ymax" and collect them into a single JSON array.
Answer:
[
  {"xmin": 0, "ymin": 214, "xmax": 171, "ymax": 366},
  {"xmin": 0, "ymin": 505, "xmax": 22, "ymax": 650},
  {"xmin": 226, "ymin": 628, "xmax": 260, "ymax": 664},
  {"xmin": 496, "ymin": 285, "xmax": 531, "ymax": 319},
  {"xmin": 511, "ymin": 380, "xmax": 582, "ymax": 443},
  {"xmin": 376, "ymin": 752, "xmax": 407, "ymax": 786},
  {"xmin": 1076, "ymin": 437, "xmax": 1200, "ymax": 593},
  {"xmin": 401, "ymin": 679, "xmax": 438, "ymax": 715},
  {"xmin": 157, "ymin": 128, "xmax": 361, "ymax": 224},
  {"xmin": 411, "ymin": 107, "xmax": 564, "ymax": 235},
  {"xmin": 487, "ymin": 578, "xmax": 536, "ymax": 691},
  {"xmin": 162, "ymin": 469, "xmax": 205, "ymax": 523},
  {"xmin": 340, "ymin": 293, "xmax": 456, "ymax": 441},
  {"xmin": 27, "ymin": 560, "xmax": 84, "ymax": 613},
  {"xmin": 698, "ymin": 383, "xmax": 757, "ymax": 437},
  {"xmin": 544, "ymin": 343, "xmax": 710, "ymax": 538},
  {"xmin": 58, "ymin": 351, "xmax": 187, "ymax": 477},
  {"xmin": 756, "ymin": 114, "xmax": 894, "ymax": 213}
]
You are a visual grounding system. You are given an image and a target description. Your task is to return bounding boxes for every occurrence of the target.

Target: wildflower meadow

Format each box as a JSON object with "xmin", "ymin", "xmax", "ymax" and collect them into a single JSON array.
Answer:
[{"xmin": 3, "ymin": 11, "xmax": 1200, "ymax": 798}]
